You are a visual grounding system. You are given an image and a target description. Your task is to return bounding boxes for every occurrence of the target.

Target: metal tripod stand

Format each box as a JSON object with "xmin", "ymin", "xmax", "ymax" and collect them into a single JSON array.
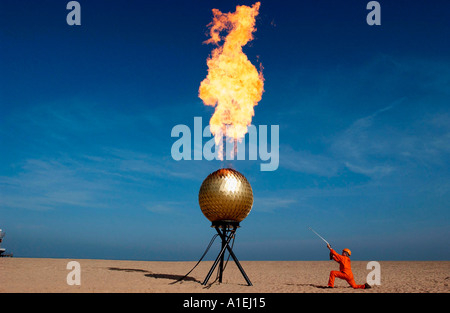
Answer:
[{"xmin": 202, "ymin": 221, "xmax": 252, "ymax": 286}]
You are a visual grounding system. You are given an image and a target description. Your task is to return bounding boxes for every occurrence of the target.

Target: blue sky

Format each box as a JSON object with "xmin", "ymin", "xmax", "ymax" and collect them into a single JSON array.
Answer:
[{"xmin": 1, "ymin": 0, "xmax": 449, "ymax": 261}]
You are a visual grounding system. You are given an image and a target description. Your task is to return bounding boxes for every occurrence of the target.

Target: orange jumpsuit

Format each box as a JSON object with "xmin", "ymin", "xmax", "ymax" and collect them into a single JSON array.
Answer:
[{"xmin": 328, "ymin": 249, "xmax": 365, "ymax": 289}]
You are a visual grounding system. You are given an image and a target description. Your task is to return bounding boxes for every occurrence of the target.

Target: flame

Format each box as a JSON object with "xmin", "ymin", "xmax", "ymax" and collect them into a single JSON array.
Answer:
[{"xmin": 199, "ymin": 2, "xmax": 264, "ymax": 158}]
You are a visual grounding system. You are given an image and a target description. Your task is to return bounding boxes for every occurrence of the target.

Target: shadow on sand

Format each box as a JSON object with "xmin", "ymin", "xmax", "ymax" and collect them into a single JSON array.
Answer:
[
  {"xmin": 108, "ymin": 267, "xmax": 201, "ymax": 283},
  {"xmin": 285, "ymin": 283, "xmax": 334, "ymax": 289}
]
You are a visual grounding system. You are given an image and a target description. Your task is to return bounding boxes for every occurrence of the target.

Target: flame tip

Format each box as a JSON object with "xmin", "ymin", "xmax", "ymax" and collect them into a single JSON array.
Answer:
[{"xmin": 200, "ymin": 3, "xmax": 264, "ymax": 149}]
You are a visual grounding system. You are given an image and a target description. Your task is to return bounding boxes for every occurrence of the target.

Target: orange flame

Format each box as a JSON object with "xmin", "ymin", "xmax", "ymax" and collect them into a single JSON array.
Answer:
[{"xmin": 199, "ymin": 2, "xmax": 264, "ymax": 158}]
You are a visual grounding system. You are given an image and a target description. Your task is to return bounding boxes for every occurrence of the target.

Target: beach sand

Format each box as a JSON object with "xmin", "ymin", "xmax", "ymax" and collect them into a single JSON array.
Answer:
[{"xmin": 1, "ymin": 258, "xmax": 449, "ymax": 293}]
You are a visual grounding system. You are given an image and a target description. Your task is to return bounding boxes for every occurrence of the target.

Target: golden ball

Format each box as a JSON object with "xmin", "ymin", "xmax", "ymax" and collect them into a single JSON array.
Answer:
[{"xmin": 198, "ymin": 168, "xmax": 253, "ymax": 224}]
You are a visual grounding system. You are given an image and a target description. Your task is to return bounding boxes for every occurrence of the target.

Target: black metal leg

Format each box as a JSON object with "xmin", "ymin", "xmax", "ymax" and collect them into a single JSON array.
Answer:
[
  {"xmin": 201, "ymin": 224, "xmax": 252, "ymax": 287},
  {"xmin": 201, "ymin": 227, "xmax": 233, "ymax": 285},
  {"xmin": 218, "ymin": 228, "xmax": 225, "ymax": 283},
  {"xmin": 224, "ymin": 242, "xmax": 252, "ymax": 286},
  {"xmin": 214, "ymin": 226, "xmax": 253, "ymax": 286}
]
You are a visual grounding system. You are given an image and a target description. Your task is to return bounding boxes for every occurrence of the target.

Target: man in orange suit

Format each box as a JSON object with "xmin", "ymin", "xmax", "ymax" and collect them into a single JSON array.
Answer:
[{"xmin": 327, "ymin": 243, "xmax": 371, "ymax": 289}]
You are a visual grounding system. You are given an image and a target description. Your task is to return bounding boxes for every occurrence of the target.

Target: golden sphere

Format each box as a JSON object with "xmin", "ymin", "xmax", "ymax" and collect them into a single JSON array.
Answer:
[{"xmin": 199, "ymin": 168, "xmax": 253, "ymax": 224}]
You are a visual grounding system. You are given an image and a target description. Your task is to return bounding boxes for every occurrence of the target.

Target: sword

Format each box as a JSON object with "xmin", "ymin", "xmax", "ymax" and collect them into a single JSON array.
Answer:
[{"xmin": 308, "ymin": 227, "xmax": 331, "ymax": 246}]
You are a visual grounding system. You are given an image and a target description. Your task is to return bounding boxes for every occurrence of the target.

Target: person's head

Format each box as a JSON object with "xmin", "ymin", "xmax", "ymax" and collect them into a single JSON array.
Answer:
[{"xmin": 342, "ymin": 248, "xmax": 351, "ymax": 257}]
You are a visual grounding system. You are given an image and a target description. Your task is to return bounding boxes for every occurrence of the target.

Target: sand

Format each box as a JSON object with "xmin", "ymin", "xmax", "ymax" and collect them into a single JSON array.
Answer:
[{"xmin": 0, "ymin": 258, "xmax": 449, "ymax": 293}]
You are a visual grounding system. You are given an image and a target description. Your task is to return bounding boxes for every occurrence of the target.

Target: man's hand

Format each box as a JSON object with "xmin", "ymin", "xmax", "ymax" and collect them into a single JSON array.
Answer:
[{"xmin": 327, "ymin": 244, "xmax": 333, "ymax": 260}]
